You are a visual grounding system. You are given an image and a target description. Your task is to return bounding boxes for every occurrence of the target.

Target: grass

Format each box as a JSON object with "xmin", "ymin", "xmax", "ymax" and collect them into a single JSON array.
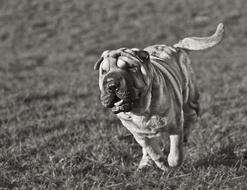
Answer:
[{"xmin": 0, "ymin": 0, "xmax": 247, "ymax": 189}]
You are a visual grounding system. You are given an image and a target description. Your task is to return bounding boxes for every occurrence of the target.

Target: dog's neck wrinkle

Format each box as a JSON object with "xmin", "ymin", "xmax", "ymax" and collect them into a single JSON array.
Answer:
[
  {"xmin": 146, "ymin": 63, "xmax": 169, "ymax": 115},
  {"xmin": 151, "ymin": 57, "xmax": 183, "ymax": 106},
  {"xmin": 129, "ymin": 63, "xmax": 167, "ymax": 116},
  {"xmin": 130, "ymin": 63, "xmax": 170, "ymax": 117},
  {"xmin": 136, "ymin": 64, "xmax": 156, "ymax": 115}
]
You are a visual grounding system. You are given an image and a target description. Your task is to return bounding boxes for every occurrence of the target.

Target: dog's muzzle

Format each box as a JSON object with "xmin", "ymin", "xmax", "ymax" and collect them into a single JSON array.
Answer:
[
  {"xmin": 105, "ymin": 76, "xmax": 120, "ymax": 94},
  {"xmin": 101, "ymin": 72, "xmax": 138, "ymax": 114}
]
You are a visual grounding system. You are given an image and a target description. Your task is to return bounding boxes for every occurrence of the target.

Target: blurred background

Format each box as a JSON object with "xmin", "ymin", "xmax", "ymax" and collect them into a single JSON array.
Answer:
[{"xmin": 0, "ymin": 0, "xmax": 246, "ymax": 189}]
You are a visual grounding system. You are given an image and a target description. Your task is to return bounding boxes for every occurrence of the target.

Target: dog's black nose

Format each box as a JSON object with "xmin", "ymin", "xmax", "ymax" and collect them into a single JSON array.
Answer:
[
  {"xmin": 104, "ymin": 72, "xmax": 122, "ymax": 93},
  {"xmin": 106, "ymin": 80, "xmax": 119, "ymax": 93},
  {"xmin": 108, "ymin": 83, "xmax": 117, "ymax": 92}
]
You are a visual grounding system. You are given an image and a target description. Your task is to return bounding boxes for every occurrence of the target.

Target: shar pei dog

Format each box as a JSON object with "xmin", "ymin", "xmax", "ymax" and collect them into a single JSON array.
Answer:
[{"xmin": 94, "ymin": 23, "xmax": 224, "ymax": 171}]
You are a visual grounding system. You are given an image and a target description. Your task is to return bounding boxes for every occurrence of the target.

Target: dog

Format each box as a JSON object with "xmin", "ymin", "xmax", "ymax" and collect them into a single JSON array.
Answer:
[{"xmin": 94, "ymin": 23, "xmax": 224, "ymax": 171}]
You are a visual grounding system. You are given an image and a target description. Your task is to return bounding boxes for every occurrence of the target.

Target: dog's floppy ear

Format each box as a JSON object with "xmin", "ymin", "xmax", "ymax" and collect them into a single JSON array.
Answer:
[
  {"xmin": 94, "ymin": 50, "xmax": 110, "ymax": 70},
  {"xmin": 94, "ymin": 57, "xmax": 103, "ymax": 70},
  {"xmin": 133, "ymin": 49, "xmax": 150, "ymax": 63},
  {"xmin": 130, "ymin": 49, "xmax": 150, "ymax": 77}
]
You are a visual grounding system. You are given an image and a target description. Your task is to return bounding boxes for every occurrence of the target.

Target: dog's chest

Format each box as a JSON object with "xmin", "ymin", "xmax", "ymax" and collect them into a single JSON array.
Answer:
[{"xmin": 117, "ymin": 112, "xmax": 168, "ymax": 137}]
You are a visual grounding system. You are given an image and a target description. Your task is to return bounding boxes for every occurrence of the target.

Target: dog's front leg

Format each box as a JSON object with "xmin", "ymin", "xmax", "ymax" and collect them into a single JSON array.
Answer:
[
  {"xmin": 167, "ymin": 110, "xmax": 184, "ymax": 167},
  {"xmin": 167, "ymin": 133, "xmax": 183, "ymax": 167},
  {"xmin": 134, "ymin": 134, "xmax": 167, "ymax": 171},
  {"xmin": 137, "ymin": 148, "xmax": 153, "ymax": 171}
]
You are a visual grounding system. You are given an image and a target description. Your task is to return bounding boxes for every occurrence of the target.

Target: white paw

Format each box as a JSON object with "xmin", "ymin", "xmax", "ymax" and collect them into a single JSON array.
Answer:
[
  {"xmin": 168, "ymin": 153, "xmax": 181, "ymax": 167},
  {"xmin": 138, "ymin": 157, "xmax": 153, "ymax": 171}
]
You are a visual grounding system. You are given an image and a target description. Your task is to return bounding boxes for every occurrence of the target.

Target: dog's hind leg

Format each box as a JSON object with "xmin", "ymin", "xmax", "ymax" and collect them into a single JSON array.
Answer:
[
  {"xmin": 183, "ymin": 109, "xmax": 198, "ymax": 143},
  {"xmin": 183, "ymin": 79, "xmax": 200, "ymax": 143},
  {"xmin": 183, "ymin": 66, "xmax": 200, "ymax": 143}
]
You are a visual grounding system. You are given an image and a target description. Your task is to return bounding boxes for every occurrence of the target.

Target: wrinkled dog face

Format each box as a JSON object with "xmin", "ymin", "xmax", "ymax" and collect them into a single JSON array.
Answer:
[{"xmin": 94, "ymin": 48, "xmax": 150, "ymax": 114}]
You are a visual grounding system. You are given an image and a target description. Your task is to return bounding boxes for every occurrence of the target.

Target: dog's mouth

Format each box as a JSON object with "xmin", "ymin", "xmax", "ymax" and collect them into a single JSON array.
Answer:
[
  {"xmin": 111, "ymin": 97, "xmax": 137, "ymax": 114},
  {"xmin": 101, "ymin": 93, "xmax": 138, "ymax": 114}
]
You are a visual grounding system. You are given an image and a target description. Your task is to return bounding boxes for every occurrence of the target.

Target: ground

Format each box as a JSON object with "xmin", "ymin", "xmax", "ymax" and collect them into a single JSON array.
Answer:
[{"xmin": 0, "ymin": 0, "xmax": 247, "ymax": 189}]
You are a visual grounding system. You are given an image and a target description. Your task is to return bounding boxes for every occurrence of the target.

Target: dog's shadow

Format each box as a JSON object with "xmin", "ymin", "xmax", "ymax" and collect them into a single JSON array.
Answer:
[{"xmin": 193, "ymin": 144, "xmax": 247, "ymax": 168}]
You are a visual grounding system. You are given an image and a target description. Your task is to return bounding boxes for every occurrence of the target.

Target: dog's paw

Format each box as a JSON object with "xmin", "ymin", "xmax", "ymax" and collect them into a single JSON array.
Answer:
[
  {"xmin": 137, "ymin": 164, "xmax": 153, "ymax": 173},
  {"xmin": 137, "ymin": 158, "xmax": 153, "ymax": 172},
  {"xmin": 168, "ymin": 153, "xmax": 182, "ymax": 167}
]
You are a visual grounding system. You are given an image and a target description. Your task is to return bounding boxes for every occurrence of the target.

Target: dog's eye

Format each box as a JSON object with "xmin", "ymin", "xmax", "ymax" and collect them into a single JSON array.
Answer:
[{"xmin": 129, "ymin": 66, "xmax": 138, "ymax": 72}]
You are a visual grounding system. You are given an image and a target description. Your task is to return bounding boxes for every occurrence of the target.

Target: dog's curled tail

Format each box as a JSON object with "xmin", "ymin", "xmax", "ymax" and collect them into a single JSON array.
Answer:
[{"xmin": 174, "ymin": 23, "xmax": 224, "ymax": 51}]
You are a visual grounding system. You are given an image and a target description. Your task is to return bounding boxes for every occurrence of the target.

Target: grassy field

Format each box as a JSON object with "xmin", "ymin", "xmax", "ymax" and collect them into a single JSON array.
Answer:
[{"xmin": 0, "ymin": 0, "xmax": 247, "ymax": 189}]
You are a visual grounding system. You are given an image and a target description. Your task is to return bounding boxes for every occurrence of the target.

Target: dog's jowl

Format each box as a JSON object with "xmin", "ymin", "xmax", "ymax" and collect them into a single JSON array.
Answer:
[{"xmin": 94, "ymin": 23, "xmax": 224, "ymax": 171}]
